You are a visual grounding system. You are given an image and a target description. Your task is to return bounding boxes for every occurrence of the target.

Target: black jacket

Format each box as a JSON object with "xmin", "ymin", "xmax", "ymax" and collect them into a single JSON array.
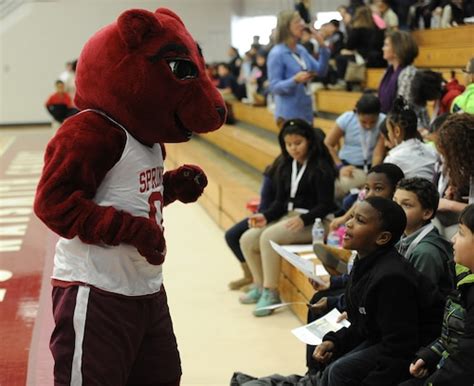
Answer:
[
  {"xmin": 416, "ymin": 265, "xmax": 474, "ymax": 386},
  {"xmin": 346, "ymin": 27, "xmax": 386, "ymax": 67},
  {"xmin": 262, "ymin": 160, "xmax": 336, "ymax": 226},
  {"xmin": 323, "ymin": 247, "xmax": 445, "ymax": 386}
]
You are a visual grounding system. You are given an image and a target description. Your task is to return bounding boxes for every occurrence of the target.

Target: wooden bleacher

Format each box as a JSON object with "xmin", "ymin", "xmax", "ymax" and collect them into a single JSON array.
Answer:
[
  {"xmin": 412, "ymin": 24, "xmax": 474, "ymax": 47},
  {"xmin": 415, "ymin": 46, "xmax": 472, "ymax": 68},
  {"xmin": 315, "ymin": 90, "xmax": 363, "ymax": 115},
  {"xmin": 168, "ymin": 26, "xmax": 473, "ymax": 323},
  {"xmin": 165, "ymin": 138, "xmax": 261, "ymax": 231},
  {"xmin": 231, "ymin": 101, "xmax": 336, "ymax": 135},
  {"xmin": 201, "ymin": 124, "xmax": 279, "ymax": 173},
  {"xmin": 364, "ymin": 26, "xmax": 474, "ymax": 97},
  {"xmin": 366, "ymin": 67, "xmax": 467, "ymax": 90}
]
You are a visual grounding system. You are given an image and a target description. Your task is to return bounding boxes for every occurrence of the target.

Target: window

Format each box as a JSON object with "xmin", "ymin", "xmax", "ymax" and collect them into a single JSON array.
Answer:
[
  {"xmin": 231, "ymin": 15, "xmax": 277, "ymax": 55},
  {"xmin": 313, "ymin": 11, "xmax": 342, "ymax": 29}
]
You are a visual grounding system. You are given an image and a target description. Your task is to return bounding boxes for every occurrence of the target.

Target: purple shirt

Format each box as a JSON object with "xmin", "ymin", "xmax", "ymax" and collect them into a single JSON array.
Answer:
[{"xmin": 379, "ymin": 65, "xmax": 404, "ymax": 113}]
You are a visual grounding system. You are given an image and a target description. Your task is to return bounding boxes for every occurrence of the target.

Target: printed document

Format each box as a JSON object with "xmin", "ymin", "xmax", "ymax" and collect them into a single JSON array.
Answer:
[
  {"xmin": 292, "ymin": 308, "xmax": 351, "ymax": 345},
  {"xmin": 270, "ymin": 241, "xmax": 328, "ymax": 283}
]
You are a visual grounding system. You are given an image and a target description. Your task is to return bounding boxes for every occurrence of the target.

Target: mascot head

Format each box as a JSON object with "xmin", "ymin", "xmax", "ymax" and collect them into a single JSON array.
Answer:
[{"xmin": 74, "ymin": 8, "xmax": 226, "ymax": 145}]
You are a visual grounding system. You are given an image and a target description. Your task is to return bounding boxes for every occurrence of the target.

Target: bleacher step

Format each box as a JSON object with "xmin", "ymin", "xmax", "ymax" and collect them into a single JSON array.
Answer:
[
  {"xmin": 200, "ymin": 124, "xmax": 280, "ymax": 174},
  {"xmin": 165, "ymin": 137, "xmax": 261, "ymax": 230}
]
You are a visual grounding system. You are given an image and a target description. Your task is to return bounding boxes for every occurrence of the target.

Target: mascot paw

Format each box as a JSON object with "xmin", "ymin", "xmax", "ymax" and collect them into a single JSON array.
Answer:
[
  {"xmin": 138, "ymin": 246, "xmax": 166, "ymax": 265},
  {"xmin": 171, "ymin": 164, "xmax": 208, "ymax": 203},
  {"xmin": 135, "ymin": 223, "xmax": 167, "ymax": 265}
]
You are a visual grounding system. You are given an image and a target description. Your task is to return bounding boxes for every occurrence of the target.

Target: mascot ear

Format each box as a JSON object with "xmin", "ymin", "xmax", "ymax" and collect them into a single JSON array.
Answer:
[
  {"xmin": 118, "ymin": 9, "xmax": 161, "ymax": 50},
  {"xmin": 155, "ymin": 8, "xmax": 185, "ymax": 26}
]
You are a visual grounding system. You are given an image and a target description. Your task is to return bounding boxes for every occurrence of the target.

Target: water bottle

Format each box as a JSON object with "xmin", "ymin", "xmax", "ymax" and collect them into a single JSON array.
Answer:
[
  {"xmin": 312, "ymin": 218, "xmax": 325, "ymax": 244},
  {"xmin": 347, "ymin": 251, "xmax": 357, "ymax": 274},
  {"xmin": 326, "ymin": 230, "xmax": 340, "ymax": 247}
]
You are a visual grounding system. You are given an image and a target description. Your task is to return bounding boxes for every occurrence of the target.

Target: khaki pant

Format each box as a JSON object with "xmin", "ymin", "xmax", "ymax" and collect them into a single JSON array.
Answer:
[
  {"xmin": 240, "ymin": 212, "xmax": 313, "ymax": 289},
  {"xmin": 334, "ymin": 168, "xmax": 367, "ymax": 200}
]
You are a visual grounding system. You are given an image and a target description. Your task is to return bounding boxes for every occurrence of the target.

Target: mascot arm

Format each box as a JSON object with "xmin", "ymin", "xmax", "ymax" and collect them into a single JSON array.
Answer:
[
  {"xmin": 163, "ymin": 164, "xmax": 208, "ymax": 205},
  {"xmin": 34, "ymin": 120, "xmax": 165, "ymax": 262}
]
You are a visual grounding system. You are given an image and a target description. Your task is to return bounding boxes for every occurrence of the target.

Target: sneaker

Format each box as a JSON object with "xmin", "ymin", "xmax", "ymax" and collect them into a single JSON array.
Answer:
[
  {"xmin": 239, "ymin": 285, "xmax": 262, "ymax": 304},
  {"xmin": 239, "ymin": 283, "xmax": 252, "ymax": 292},
  {"xmin": 253, "ymin": 288, "xmax": 281, "ymax": 317}
]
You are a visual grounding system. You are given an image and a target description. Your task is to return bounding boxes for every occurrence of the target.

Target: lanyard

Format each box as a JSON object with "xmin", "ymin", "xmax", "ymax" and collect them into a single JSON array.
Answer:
[
  {"xmin": 291, "ymin": 53, "xmax": 308, "ymax": 70},
  {"xmin": 359, "ymin": 127, "xmax": 375, "ymax": 173},
  {"xmin": 288, "ymin": 159, "xmax": 307, "ymax": 211},
  {"xmin": 291, "ymin": 52, "xmax": 312, "ymax": 96},
  {"xmin": 470, "ymin": 176, "xmax": 474, "ymax": 205},
  {"xmin": 437, "ymin": 172, "xmax": 449, "ymax": 197},
  {"xmin": 399, "ymin": 223, "xmax": 434, "ymax": 259}
]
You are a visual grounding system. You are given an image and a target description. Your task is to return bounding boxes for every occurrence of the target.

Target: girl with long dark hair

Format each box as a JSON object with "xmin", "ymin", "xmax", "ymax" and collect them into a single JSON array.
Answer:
[{"xmin": 239, "ymin": 119, "xmax": 337, "ymax": 316}]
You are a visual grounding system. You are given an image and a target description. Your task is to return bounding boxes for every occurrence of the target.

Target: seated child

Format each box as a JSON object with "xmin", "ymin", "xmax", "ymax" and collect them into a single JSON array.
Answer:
[
  {"xmin": 307, "ymin": 163, "xmax": 404, "ymax": 372},
  {"xmin": 329, "ymin": 162, "xmax": 405, "ymax": 232},
  {"xmin": 394, "ymin": 177, "xmax": 454, "ymax": 296},
  {"xmin": 226, "ymin": 127, "xmax": 326, "ymax": 290},
  {"xmin": 383, "ymin": 96, "xmax": 438, "ymax": 181},
  {"xmin": 451, "ymin": 58, "xmax": 474, "ymax": 114},
  {"xmin": 324, "ymin": 93, "xmax": 386, "ymax": 200},
  {"xmin": 435, "ymin": 113, "xmax": 474, "ymax": 238},
  {"xmin": 239, "ymin": 119, "xmax": 337, "ymax": 317},
  {"xmin": 313, "ymin": 197, "xmax": 444, "ymax": 386},
  {"xmin": 45, "ymin": 80, "xmax": 78, "ymax": 123},
  {"xmin": 400, "ymin": 204, "xmax": 474, "ymax": 386}
]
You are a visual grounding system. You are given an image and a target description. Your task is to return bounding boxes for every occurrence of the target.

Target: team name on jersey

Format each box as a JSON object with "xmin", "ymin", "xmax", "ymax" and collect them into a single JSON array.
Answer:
[{"xmin": 139, "ymin": 166, "xmax": 163, "ymax": 193}]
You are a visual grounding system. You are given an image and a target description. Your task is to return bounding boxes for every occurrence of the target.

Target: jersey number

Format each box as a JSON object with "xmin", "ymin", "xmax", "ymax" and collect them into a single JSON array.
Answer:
[{"xmin": 148, "ymin": 192, "xmax": 163, "ymax": 226}]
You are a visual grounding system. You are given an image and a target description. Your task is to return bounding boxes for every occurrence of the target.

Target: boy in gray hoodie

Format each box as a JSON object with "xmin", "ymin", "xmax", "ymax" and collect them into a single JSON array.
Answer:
[{"xmin": 394, "ymin": 177, "xmax": 454, "ymax": 296}]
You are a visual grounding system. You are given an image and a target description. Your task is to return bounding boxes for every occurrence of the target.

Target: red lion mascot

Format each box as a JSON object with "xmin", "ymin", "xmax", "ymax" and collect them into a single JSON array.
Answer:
[{"xmin": 34, "ymin": 8, "xmax": 225, "ymax": 386}]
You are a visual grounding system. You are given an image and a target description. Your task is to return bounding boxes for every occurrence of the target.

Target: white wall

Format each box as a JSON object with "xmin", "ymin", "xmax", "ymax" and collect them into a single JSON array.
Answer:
[
  {"xmin": 0, "ymin": 0, "xmax": 346, "ymax": 124},
  {"xmin": 0, "ymin": 0, "xmax": 232, "ymax": 124},
  {"xmin": 237, "ymin": 0, "xmax": 347, "ymax": 16}
]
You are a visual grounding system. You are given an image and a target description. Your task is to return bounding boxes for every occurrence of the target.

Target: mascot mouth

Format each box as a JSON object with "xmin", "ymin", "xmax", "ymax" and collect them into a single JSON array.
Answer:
[{"xmin": 174, "ymin": 114, "xmax": 193, "ymax": 140}]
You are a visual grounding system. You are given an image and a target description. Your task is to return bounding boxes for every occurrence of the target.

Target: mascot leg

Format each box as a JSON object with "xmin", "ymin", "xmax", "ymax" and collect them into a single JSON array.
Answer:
[
  {"xmin": 126, "ymin": 286, "xmax": 182, "ymax": 385},
  {"xmin": 50, "ymin": 286, "xmax": 181, "ymax": 386}
]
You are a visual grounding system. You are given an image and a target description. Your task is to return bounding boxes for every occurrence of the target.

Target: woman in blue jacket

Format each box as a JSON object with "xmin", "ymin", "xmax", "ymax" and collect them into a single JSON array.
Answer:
[{"xmin": 267, "ymin": 10, "xmax": 330, "ymax": 126}]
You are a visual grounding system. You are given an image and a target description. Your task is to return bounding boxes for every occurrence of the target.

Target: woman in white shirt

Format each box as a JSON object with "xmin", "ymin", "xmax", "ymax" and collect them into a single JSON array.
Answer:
[{"xmin": 384, "ymin": 96, "xmax": 438, "ymax": 181}]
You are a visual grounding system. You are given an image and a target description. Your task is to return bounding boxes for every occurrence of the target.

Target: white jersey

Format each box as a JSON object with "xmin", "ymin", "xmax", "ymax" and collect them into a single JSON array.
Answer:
[
  {"xmin": 383, "ymin": 138, "xmax": 438, "ymax": 181},
  {"xmin": 53, "ymin": 110, "xmax": 164, "ymax": 296}
]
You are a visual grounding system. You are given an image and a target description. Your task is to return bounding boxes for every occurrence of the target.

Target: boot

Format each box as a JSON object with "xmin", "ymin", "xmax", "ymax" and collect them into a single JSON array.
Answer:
[{"xmin": 228, "ymin": 262, "xmax": 253, "ymax": 290}]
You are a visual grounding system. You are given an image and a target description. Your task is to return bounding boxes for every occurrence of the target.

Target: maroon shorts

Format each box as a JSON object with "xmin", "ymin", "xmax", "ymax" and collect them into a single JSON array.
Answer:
[{"xmin": 50, "ymin": 285, "xmax": 181, "ymax": 386}]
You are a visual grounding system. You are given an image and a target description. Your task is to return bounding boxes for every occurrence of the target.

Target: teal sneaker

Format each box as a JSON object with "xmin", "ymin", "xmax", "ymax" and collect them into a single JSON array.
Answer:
[
  {"xmin": 239, "ymin": 285, "xmax": 262, "ymax": 304},
  {"xmin": 253, "ymin": 288, "xmax": 281, "ymax": 317}
]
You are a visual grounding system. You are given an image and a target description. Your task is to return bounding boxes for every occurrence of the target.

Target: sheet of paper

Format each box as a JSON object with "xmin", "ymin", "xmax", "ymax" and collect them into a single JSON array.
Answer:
[
  {"xmin": 300, "ymin": 252, "xmax": 317, "ymax": 260},
  {"xmin": 270, "ymin": 240, "xmax": 325, "ymax": 284},
  {"xmin": 281, "ymin": 244, "xmax": 314, "ymax": 254},
  {"xmin": 315, "ymin": 265, "xmax": 329, "ymax": 276},
  {"xmin": 291, "ymin": 308, "xmax": 351, "ymax": 345}
]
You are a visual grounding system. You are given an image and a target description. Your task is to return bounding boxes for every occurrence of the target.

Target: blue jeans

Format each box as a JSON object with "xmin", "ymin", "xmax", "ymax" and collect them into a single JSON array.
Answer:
[
  {"xmin": 224, "ymin": 218, "xmax": 249, "ymax": 263},
  {"xmin": 320, "ymin": 341, "xmax": 380, "ymax": 386}
]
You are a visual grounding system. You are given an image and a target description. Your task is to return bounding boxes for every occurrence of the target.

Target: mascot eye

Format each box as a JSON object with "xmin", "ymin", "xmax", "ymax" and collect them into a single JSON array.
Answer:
[{"xmin": 166, "ymin": 59, "xmax": 198, "ymax": 80}]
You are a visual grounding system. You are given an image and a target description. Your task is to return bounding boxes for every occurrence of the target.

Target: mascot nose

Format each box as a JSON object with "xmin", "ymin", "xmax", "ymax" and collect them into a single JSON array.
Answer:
[{"xmin": 216, "ymin": 106, "xmax": 226, "ymax": 122}]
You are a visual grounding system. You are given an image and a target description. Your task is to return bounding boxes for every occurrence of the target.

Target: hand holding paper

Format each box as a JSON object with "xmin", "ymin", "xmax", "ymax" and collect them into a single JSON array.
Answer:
[
  {"xmin": 291, "ymin": 308, "xmax": 351, "ymax": 345},
  {"xmin": 313, "ymin": 341, "xmax": 335, "ymax": 364}
]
